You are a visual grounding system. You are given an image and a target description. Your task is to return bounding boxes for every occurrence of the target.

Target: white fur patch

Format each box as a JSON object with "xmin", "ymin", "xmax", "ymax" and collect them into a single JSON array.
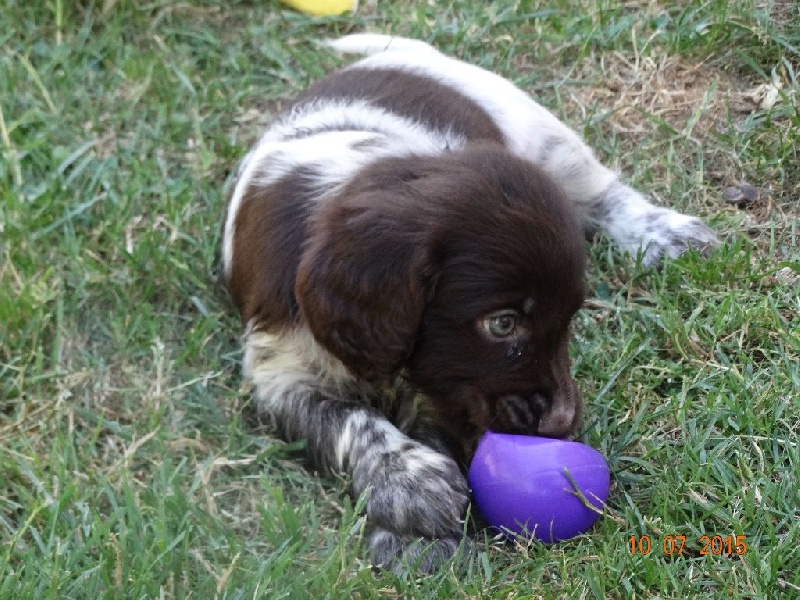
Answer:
[{"xmin": 244, "ymin": 325, "xmax": 352, "ymax": 388}]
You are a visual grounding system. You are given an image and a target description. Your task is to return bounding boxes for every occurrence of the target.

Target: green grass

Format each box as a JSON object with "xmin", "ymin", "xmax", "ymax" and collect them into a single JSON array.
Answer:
[{"xmin": 1, "ymin": 0, "xmax": 798, "ymax": 597}]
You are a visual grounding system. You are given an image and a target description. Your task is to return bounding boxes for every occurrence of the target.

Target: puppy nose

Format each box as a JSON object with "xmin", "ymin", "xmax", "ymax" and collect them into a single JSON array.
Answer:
[{"xmin": 536, "ymin": 402, "xmax": 578, "ymax": 439}]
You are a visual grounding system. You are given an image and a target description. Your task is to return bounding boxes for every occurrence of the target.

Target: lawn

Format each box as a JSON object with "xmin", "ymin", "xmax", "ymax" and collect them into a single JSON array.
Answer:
[{"xmin": 1, "ymin": 0, "xmax": 798, "ymax": 598}]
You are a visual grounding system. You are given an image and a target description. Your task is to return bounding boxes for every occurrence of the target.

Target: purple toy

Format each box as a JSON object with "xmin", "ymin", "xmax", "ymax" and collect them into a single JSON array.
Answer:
[{"xmin": 469, "ymin": 432, "xmax": 610, "ymax": 543}]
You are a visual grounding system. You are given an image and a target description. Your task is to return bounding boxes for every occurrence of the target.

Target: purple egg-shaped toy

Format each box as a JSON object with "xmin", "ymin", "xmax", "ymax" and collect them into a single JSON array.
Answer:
[{"xmin": 469, "ymin": 432, "xmax": 610, "ymax": 543}]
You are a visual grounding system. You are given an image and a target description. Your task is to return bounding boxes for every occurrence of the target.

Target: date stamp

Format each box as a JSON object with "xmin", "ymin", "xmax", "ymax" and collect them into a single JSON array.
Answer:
[{"xmin": 628, "ymin": 534, "xmax": 747, "ymax": 557}]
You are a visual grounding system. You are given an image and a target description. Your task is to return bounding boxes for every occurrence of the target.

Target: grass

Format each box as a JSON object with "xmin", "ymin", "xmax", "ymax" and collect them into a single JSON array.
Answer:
[{"xmin": 1, "ymin": 0, "xmax": 798, "ymax": 597}]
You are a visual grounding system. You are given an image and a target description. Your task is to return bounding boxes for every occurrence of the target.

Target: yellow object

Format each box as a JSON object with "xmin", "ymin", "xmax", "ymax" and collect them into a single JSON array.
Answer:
[{"xmin": 280, "ymin": 0, "xmax": 357, "ymax": 16}]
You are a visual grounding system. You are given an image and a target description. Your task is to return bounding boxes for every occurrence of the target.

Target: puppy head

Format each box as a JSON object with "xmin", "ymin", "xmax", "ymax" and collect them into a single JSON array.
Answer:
[{"xmin": 296, "ymin": 146, "xmax": 586, "ymax": 449}]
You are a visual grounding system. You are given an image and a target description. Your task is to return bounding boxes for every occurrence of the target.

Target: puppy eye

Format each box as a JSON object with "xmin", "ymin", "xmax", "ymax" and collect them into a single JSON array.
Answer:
[{"xmin": 483, "ymin": 310, "xmax": 519, "ymax": 338}]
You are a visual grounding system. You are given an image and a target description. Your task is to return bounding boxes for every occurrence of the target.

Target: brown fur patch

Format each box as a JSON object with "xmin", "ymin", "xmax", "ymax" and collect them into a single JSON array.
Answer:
[{"xmin": 294, "ymin": 67, "xmax": 506, "ymax": 143}]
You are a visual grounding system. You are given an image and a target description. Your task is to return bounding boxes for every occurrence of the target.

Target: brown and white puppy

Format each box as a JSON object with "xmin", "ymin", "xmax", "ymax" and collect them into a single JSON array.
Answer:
[{"xmin": 222, "ymin": 34, "xmax": 716, "ymax": 571}]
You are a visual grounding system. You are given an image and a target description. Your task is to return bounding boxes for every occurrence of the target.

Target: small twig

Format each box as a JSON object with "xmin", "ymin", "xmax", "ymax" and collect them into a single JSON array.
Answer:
[{"xmin": 563, "ymin": 467, "xmax": 626, "ymax": 525}]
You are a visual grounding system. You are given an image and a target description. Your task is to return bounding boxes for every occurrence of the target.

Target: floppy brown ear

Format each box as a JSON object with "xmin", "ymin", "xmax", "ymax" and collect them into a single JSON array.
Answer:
[{"xmin": 295, "ymin": 191, "xmax": 437, "ymax": 384}]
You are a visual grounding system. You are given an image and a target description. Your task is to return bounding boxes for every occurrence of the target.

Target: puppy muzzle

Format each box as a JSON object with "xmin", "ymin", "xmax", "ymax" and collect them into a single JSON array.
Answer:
[{"xmin": 494, "ymin": 391, "xmax": 579, "ymax": 439}]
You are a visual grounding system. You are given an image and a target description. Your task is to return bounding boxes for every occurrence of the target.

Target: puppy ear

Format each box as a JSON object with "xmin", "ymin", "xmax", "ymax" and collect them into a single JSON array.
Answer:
[{"xmin": 296, "ymin": 193, "xmax": 437, "ymax": 384}]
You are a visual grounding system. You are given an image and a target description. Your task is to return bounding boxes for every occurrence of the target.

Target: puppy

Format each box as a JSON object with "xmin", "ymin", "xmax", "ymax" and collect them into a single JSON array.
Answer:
[{"xmin": 222, "ymin": 34, "xmax": 716, "ymax": 571}]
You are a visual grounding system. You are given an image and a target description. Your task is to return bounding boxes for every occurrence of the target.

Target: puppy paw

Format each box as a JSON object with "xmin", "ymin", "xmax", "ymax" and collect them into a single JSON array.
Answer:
[
  {"xmin": 638, "ymin": 210, "xmax": 718, "ymax": 267},
  {"xmin": 368, "ymin": 528, "xmax": 471, "ymax": 574},
  {"xmin": 595, "ymin": 182, "xmax": 718, "ymax": 267},
  {"xmin": 356, "ymin": 441, "xmax": 469, "ymax": 539}
]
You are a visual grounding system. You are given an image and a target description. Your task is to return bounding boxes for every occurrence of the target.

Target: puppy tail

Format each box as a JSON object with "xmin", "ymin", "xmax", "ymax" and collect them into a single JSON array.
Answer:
[{"xmin": 324, "ymin": 34, "xmax": 438, "ymax": 56}]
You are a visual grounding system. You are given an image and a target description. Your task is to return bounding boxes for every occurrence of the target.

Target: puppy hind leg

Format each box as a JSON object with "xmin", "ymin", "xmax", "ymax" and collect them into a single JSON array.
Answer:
[
  {"xmin": 531, "ymin": 131, "xmax": 717, "ymax": 265},
  {"xmin": 585, "ymin": 180, "xmax": 718, "ymax": 267}
]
